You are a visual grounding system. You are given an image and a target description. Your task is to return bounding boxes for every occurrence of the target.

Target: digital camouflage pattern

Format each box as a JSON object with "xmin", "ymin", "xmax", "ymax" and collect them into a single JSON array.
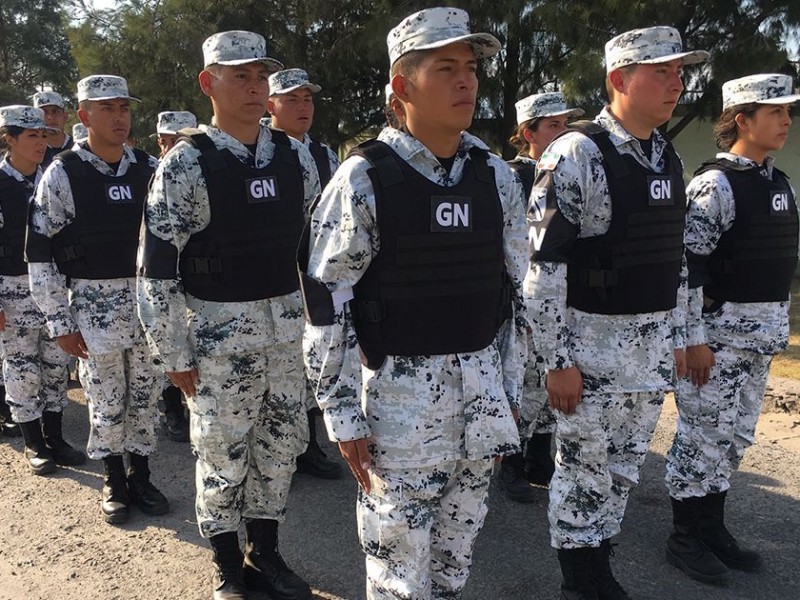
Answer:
[
  {"xmin": 604, "ymin": 26, "xmax": 708, "ymax": 72},
  {"xmin": 32, "ymin": 91, "xmax": 65, "ymax": 109},
  {"xmin": 155, "ymin": 111, "xmax": 197, "ymax": 135},
  {"xmin": 269, "ymin": 69, "xmax": 321, "ymax": 95},
  {"xmin": 0, "ymin": 105, "xmax": 54, "ymax": 131},
  {"xmin": 29, "ymin": 144, "xmax": 160, "ymax": 459},
  {"xmin": 201, "ymin": 30, "xmax": 283, "ymax": 71},
  {"xmin": 0, "ymin": 159, "xmax": 69, "ymax": 424},
  {"xmin": 359, "ymin": 459, "xmax": 493, "ymax": 599},
  {"xmin": 76, "ymin": 75, "xmax": 139, "ymax": 103},
  {"xmin": 514, "ymin": 92, "xmax": 583, "ymax": 125},
  {"xmin": 549, "ymin": 390, "xmax": 664, "ymax": 548},
  {"xmin": 527, "ymin": 107, "xmax": 687, "ymax": 549},
  {"xmin": 387, "ymin": 7, "xmax": 500, "ymax": 65},
  {"xmin": 722, "ymin": 73, "xmax": 800, "ymax": 110},
  {"xmin": 72, "ymin": 123, "xmax": 88, "ymax": 142},
  {"xmin": 138, "ymin": 122, "xmax": 320, "ymax": 538},
  {"xmin": 303, "ymin": 125, "xmax": 526, "ymax": 597},
  {"xmin": 666, "ymin": 151, "xmax": 797, "ymax": 500}
]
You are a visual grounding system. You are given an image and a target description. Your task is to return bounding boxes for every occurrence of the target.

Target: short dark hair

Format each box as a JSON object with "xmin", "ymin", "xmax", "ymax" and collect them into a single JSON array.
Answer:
[
  {"xmin": 390, "ymin": 50, "xmax": 428, "ymax": 79},
  {"xmin": 713, "ymin": 102, "xmax": 761, "ymax": 151}
]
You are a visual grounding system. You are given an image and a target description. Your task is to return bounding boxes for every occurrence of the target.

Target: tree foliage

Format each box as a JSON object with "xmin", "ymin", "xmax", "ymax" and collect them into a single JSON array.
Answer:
[
  {"xmin": 0, "ymin": 0, "xmax": 77, "ymax": 104},
  {"xmin": 62, "ymin": 1, "xmax": 800, "ymax": 156}
]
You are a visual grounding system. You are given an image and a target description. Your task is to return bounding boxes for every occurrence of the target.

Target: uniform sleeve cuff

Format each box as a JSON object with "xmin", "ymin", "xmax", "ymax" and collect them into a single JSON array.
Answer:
[
  {"xmin": 322, "ymin": 407, "xmax": 371, "ymax": 443},
  {"xmin": 155, "ymin": 349, "xmax": 195, "ymax": 373},
  {"xmin": 47, "ymin": 316, "xmax": 80, "ymax": 339}
]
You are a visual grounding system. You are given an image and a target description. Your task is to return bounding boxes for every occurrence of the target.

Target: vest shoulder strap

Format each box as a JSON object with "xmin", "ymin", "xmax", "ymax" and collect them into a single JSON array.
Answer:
[
  {"xmin": 130, "ymin": 148, "xmax": 154, "ymax": 175},
  {"xmin": 180, "ymin": 130, "xmax": 227, "ymax": 173},
  {"xmin": 348, "ymin": 139, "xmax": 405, "ymax": 189},
  {"xmin": 56, "ymin": 150, "xmax": 89, "ymax": 178},
  {"xmin": 468, "ymin": 147, "xmax": 492, "ymax": 184},
  {"xmin": 269, "ymin": 128, "xmax": 292, "ymax": 147},
  {"xmin": 565, "ymin": 120, "xmax": 630, "ymax": 179},
  {"xmin": 269, "ymin": 128, "xmax": 300, "ymax": 168},
  {"xmin": 693, "ymin": 157, "xmax": 755, "ymax": 177}
]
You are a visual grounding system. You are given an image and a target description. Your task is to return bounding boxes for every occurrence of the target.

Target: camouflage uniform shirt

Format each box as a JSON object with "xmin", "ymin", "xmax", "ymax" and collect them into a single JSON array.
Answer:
[
  {"xmin": 137, "ymin": 124, "xmax": 320, "ymax": 372},
  {"xmin": 685, "ymin": 152, "xmax": 795, "ymax": 355},
  {"xmin": 29, "ymin": 144, "xmax": 158, "ymax": 352},
  {"xmin": 303, "ymin": 127, "xmax": 528, "ymax": 468},
  {"xmin": 526, "ymin": 107, "xmax": 687, "ymax": 392}
]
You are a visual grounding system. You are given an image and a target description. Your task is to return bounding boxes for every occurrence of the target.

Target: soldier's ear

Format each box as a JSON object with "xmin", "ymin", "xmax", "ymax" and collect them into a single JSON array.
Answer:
[
  {"xmin": 77, "ymin": 107, "xmax": 90, "ymax": 128},
  {"xmin": 608, "ymin": 70, "xmax": 626, "ymax": 95},
  {"xmin": 199, "ymin": 69, "xmax": 215, "ymax": 98},
  {"xmin": 392, "ymin": 74, "xmax": 411, "ymax": 103},
  {"xmin": 733, "ymin": 111, "xmax": 753, "ymax": 135}
]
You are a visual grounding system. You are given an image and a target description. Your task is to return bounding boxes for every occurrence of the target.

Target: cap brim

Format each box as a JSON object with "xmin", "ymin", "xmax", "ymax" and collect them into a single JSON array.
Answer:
[
  {"xmin": 757, "ymin": 94, "xmax": 800, "ymax": 106},
  {"xmin": 79, "ymin": 95, "xmax": 142, "ymax": 103},
  {"xmin": 214, "ymin": 57, "xmax": 285, "ymax": 72},
  {"xmin": 271, "ymin": 83, "xmax": 322, "ymax": 95},
  {"xmin": 412, "ymin": 32, "xmax": 502, "ymax": 60},
  {"xmin": 517, "ymin": 108, "xmax": 584, "ymax": 125},
  {"xmin": 637, "ymin": 50, "xmax": 710, "ymax": 66},
  {"xmin": 36, "ymin": 103, "xmax": 65, "ymax": 109}
]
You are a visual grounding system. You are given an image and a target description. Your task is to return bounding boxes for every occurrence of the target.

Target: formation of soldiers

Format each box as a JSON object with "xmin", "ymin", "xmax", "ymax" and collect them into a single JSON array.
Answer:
[{"xmin": 0, "ymin": 6, "xmax": 797, "ymax": 600}]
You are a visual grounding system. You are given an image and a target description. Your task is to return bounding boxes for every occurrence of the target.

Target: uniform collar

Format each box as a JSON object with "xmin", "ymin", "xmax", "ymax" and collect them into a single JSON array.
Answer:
[
  {"xmin": 0, "ymin": 157, "xmax": 42, "ymax": 188},
  {"xmin": 377, "ymin": 126, "xmax": 488, "ymax": 163},
  {"xmin": 595, "ymin": 106, "xmax": 670, "ymax": 166}
]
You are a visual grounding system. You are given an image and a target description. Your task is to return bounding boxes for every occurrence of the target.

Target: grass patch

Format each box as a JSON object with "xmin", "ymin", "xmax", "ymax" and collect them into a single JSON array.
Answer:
[{"xmin": 770, "ymin": 276, "xmax": 800, "ymax": 380}]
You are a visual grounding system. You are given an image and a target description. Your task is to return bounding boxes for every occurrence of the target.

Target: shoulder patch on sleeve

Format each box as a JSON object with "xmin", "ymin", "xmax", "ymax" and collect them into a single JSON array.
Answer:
[{"xmin": 538, "ymin": 152, "xmax": 562, "ymax": 172}]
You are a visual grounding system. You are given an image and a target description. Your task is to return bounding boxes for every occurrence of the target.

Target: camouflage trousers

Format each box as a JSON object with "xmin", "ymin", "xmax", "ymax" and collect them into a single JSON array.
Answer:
[
  {"xmin": 549, "ymin": 390, "xmax": 664, "ymax": 549},
  {"xmin": 79, "ymin": 342, "xmax": 160, "ymax": 459},
  {"xmin": 518, "ymin": 349, "xmax": 555, "ymax": 440},
  {"xmin": 358, "ymin": 458, "xmax": 493, "ymax": 599},
  {"xmin": 665, "ymin": 343, "xmax": 772, "ymax": 499},
  {"xmin": 189, "ymin": 342, "xmax": 308, "ymax": 539},
  {"xmin": 1, "ymin": 323, "xmax": 69, "ymax": 423}
]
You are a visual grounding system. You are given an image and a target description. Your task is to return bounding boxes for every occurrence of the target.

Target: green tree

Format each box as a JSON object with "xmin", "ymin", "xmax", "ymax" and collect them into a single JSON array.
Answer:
[{"xmin": 0, "ymin": 0, "xmax": 77, "ymax": 104}]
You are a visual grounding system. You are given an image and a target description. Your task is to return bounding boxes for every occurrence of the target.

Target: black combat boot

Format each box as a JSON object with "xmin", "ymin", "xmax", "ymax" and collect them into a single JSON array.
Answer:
[
  {"xmin": 525, "ymin": 432, "xmax": 555, "ymax": 487},
  {"xmin": 19, "ymin": 418, "xmax": 57, "ymax": 475},
  {"xmin": 162, "ymin": 385, "xmax": 189, "ymax": 442},
  {"xmin": 592, "ymin": 539, "xmax": 630, "ymax": 600},
  {"xmin": 499, "ymin": 452, "xmax": 537, "ymax": 503},
  {"xmin": 209, "ymin": 532, "xmax": 247, "ymax": 600},
  {"xmin": 127, "ymin": 452, "xmax": 170, "ymax": 515},
  {"xmin": 243, "ymin": 519, "xmax": 312, "ymax": 600},
  {"xmin": 102, "ymin": 455, "xmax": 130, "ymax": 524},
  {"xmin": 41, "ymin": 410, "xmax": 86, "ymax": 465},
  {"xmin": 666, "ymin": 496, "xmax": 730, "ymax": 584},
  {"xmin": 699, "ymin": 491, "xmax": 762, "ymax": 572},
  {"xmin": 557, "ymin": 547, "xmax": 598, "ymax": 600},
  {"xmin": 295, "ymin": 410, "xmax": 342, "ymax": 479},
  {"xmin": 0, "ymin": 385, "xmax": 21, "ymax": 437}
]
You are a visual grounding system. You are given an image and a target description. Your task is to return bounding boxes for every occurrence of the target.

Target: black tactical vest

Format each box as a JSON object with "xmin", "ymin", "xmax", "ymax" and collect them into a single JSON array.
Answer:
[
  {"xmin": 348, "ymin": 140, "xmax": 510, "ymax": 369},
  {"xmin": 559, "ymin": 122, "xmax": 686, "ymax": 315},
  {"xmin": 179, "ymin": 129, "xmax": 305, "ymax": 302},
  {"xmin": 42, "ymin": 136, "xmax": 72, "ymax": 170},
  {"xmin": 308, "ymin": 137, "xmax": 333, "ymax": 190},
  {"xmin": 0, "ymin": 171, "xmax": 33, "ymax": 276},
  {"xmin": 50, "ymin": 149, "xmax": 152, "ymax": 279},
  {"xmin": 507, "ymin": 157, "xmax": 535, "ymax": 199},
  {"xmin": 695, "ymin": 159, "xmax": 798, "ymax": 303}
]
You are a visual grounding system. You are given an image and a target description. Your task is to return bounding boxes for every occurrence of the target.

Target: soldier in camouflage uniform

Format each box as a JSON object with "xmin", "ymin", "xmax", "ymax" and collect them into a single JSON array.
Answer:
[
  {"xmin": 137, "ymin": 31, "xmax": 319, "ymax": 600},
  {"xmin": 500, "ymin": 93, "xmax": 583, "ymax": 503},
  {"xmin": 527, "ymin": 27, "xmax": 707, "ymax": 599},
  {"xmin": 32, "ymin": 92, "xmax": 72, "ymax": 169},
  {"xmin": 152, "ymin": 110, "xmax": 197, "ymax": 159},
  {"xmin": 0, "ymin": 105, "xmax": 81, "ymax": 474},
  {"xmin": 27, "ymin": 76, "xmax": 168, "ymax": 523},
  {"xmin": 267, "ymin": 68, "xmax": 343, "ymax": 480},
  {"xmin": 664, "ymin": 74, "xmax": 800, "ymax": 585},
  {"xmin": 300, "ymin": 8, "xmax": 526, "ymax": 599}
]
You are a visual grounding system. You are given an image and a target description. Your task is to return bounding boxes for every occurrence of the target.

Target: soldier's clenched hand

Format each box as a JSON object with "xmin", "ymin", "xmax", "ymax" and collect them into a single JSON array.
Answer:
[
  {"xmin": 339, "ymin": 437, "xmax": 372, "ymax": 494},
  {"xmin": 57, "ymin": 332, "xmax": 88, "ymax": 358},
  {"xmin": 167, "ymin": 369, "xmax": 200, "ymax": 397},
  {"xmin": 685, "ymin": 344, "xmax": 715, "ymax": 387},
  {"xmin": 547, "ymin": 366, "xmax": 583, "ymax": 415}
]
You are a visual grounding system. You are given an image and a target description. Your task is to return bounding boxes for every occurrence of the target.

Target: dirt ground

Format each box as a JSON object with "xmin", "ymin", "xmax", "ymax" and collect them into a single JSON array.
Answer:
[{"xmin": 1, "ymin": 381, "xmax": 798, "ymax": 600}]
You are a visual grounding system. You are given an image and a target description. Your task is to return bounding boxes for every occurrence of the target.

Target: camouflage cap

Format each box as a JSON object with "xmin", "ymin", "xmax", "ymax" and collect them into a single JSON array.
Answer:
[
  {"xmin": 202, "ymin": 30, "xmax": 284, "ymax": 72},
  {"xmin": 387, "ymin": 7, "xmax": 501, "ymax": 66},
  {"xmin": 154, "ymin": 110, "xmax": 198, "ymax": 135},
  {"xmin": 722, "ymin": 73, "xmax": 800, "ymax": 110},
  {"xmin": 32, "ymin": 91, "xmax": 66, "ymax": 109},
  {"xmin": 514, "ymin": 92, "xmax": 583, "ymax": 125},
  {"xmin": 385, "ymin": 83, "xmax": 394, "ymax": 106},
  {"xmin": 0, "ymin": 105, "xmax": 58, "ymax": 131},
  {"xmin": 72, "ymin": 123, "xmax": 88, "ymax": 142},
  {"xmin": 77, "ymin": 75, "xmax": 140, "ymax": 103},
  {"xmin": 605, "ymin": 26, "xmax": 709, "ymax": 73},
  {"xmin": 269, "ymin": 69, "xmax": 321, "ymax": 95}
]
